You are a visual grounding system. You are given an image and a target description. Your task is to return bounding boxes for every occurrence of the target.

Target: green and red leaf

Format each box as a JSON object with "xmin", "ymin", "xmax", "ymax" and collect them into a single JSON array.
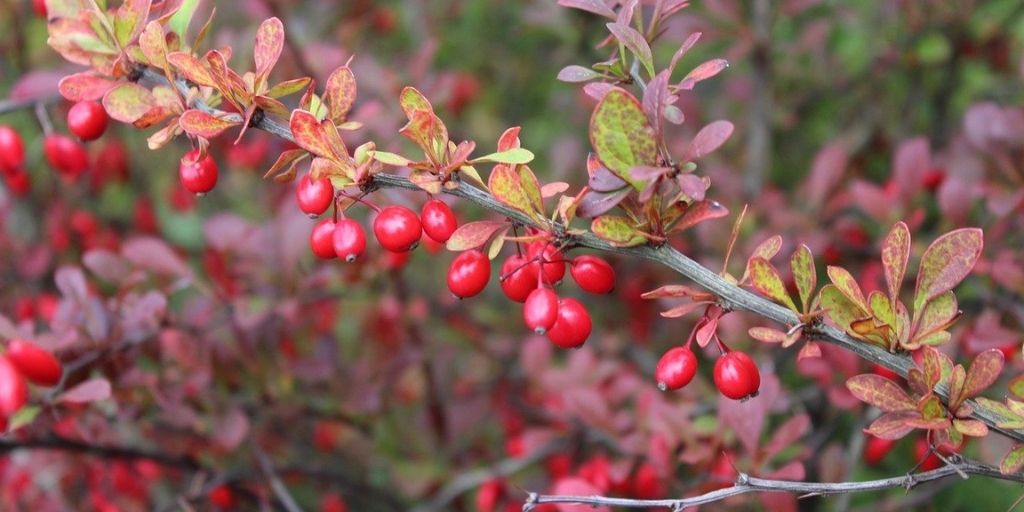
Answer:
[
  {"xmin": 865, "ymin": 411, "xmax": 918, "ymax": 440},
  {"xmin": 1010, "ymin": 374, "xmax": 1024, "ymax": 400},
  {"xmin": 881, "ymin": 221, "xmax": 910, "ymax": 305},
  {"xmin": 1001, "ymin": 445, "xmax": 1024, "ymax": 474},
  {"xmin": 102, "ymin": 82, "xmax": 157, "ymax": 123},
  {"xmin": 266, "ymin": 77, "xmax": 312, "ymax": 99},
  {"xmin": 178, "ymin": 109, "xmax": 240, "ymax": 138},
  {"xmin": 325, "ymin": 66, "xmax": 356, "ymax": 121},
  {"xmin": 254, "ymin": 17, "xmax": 285, "ymax": 84},
  {"xmin": 913, "ymin": 227, "xmax": 984, "ymax": 312},
  {"xmin": 488, "ymin": 165, "xmax": 543, "ymax": 221},
  {"xmin": 790, "ymin": 245, "xmax": 816, "ymax": 312},
  {"xmin": 748, "ymin": 257, "xmax": 798, "ymax": 312},
  {"xmin": 963, "ymin": 349, "xmax": 1005, "ymax": 399},
  {"xmin": 167, "ymin": 51, "xmax": 217, "ymax": 87},
  {"xmin": 606, "ymin": 22, "xmax": 654, "ymax": 77},
  {"xmin": 289, "ymin": 109, "xmax": 340, "ymax": 160},
  {"xmin": 113, "ymin": 0, "xmax": 151, "ymax": 47},
  {"xmin": 589, "ymin": 88, "xmax": 657, "ymax": 190},
  {"xmin": 917, "ymin": 393, "xmax": 946, "ymax": 420},
  {"xmin": 827, "ymin": 265, "xmax": 869, "ymax": 311},
  {"xmin": 58, "ymin": 72, "xmax": 117, "ymax": 102},
  {"xmin": 749, "ymin": 327, "xmax": 787, "ymax": 344},
  {"xmin": 591, "ymin": 215, "xmax": 646, "ymax": 247},
  {"xmin": 952, "ymin": 418, "xmax": 988, "ymax": 437},
  {"xmin": 847, "ymin": 374, "xmax": 916, "ymax": 412},
  {"xmin": 446, "ymin": 221, "xmax": 507, "ymax": 251}
]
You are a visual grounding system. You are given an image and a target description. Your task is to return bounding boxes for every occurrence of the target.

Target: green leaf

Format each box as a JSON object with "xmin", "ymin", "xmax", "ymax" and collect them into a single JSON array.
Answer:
[
  {"xmin": 372, "ymin": 151, "xmax": 412, "ymax": 167},
  {"xmin": 589, "ymin": 88, "xmax": 658, "ymax": 190},
  {"xmin": 1010, "ymin": 374, "xmax": 1024, "ymax": 400},
  {"xmin": 1001, "ymin": 445, "xmax": 1024, "ymax": 475},
  {"xmin": 846, "ymin": 374, "xmax": 916, "ymax": 412},
  {"xmin": 748, "ymin": 257, "xmax": 798, "ymax": 312},
  {"xmin": 913, "ymin": 228, "xmax": 984, "ymax": 313},
  {"xmin": 741, "ymin": 235, "xmax": 783, "ymax": 283},
  {"xmin": 790, "ymin": 245, "xmax": 816, "ymax": 312},
  {"xmin": 445, "ymin": 221, "xmax": 507, "ymax": 251},
  {"xmin": 168, "ymin": 0, "xmax": 200, "ymax": 40},
  {"xmin": 8, "ymin": 405, "xmax": 41, "ymax": 432},
  {"xmin": 113, "ymin": 0, "xmax": 150, "ymax": 47},
  {"xmin": 590, "ymin": 215, "xmax": 646, "ymax": 247},
  {"xmin": 963, "ymin": 349, "xmax": 1005, "ymax": 399},
  {"xmin": 974, "ymin": 397, "xmax": 1022, "ymax": 426},
  {"xmin": 102, "ymin": 82, "xmax": 156, "ymax": 123},
  {"xmin": 917, "ymin": 393, "xmax": 946, "ymax": 420},
  {"xmin": 472, "ymin": 148, "xmax": 535, "ymax": 165},
  {"xmin": 820, "ymin": 285, "xmax": 882, "ymax": 347},
  {"xmin": 882, "ymin": 221, "xmax": 911, "ymax": 305}
]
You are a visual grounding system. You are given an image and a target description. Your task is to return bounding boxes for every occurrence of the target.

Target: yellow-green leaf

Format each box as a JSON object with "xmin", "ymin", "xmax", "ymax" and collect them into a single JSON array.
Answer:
[
  {"xmin": 748, "ymin": 257, "xmax": 798, "ymax": 312},
  {"xmin": 589, "ymin": 88, "xmax": 657, "ymax": 190},
  {"xmin": 591, "ymin": 215, "xmax": 646, "ymax": 247}
]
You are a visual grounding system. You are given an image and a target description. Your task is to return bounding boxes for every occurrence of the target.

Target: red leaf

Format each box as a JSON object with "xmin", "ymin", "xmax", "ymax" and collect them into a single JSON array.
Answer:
[
  {"xmin": 445, "ymin": 221, "xmax": 507, "ymax": 251},
  {"xmin": 865, "ymin": 411, "xmax": 918, "ymax": 440},
  {"xmin": 881, "ymin": 222, "xmax": 910, "ymax": 305},
  {"xmin": 557, "ymin": 65, "xmax": 601, "ymax": 83},
  {"xmin": 59, "ymin": 378, "xmax": 111, "ymax": 404},
  {"xmin": 325, "ymin": 66, "xmax": 357, "ymax": 121},
  {"xmin": 557, "ymin": 0, "xmax": 616, "ymax": 18},
  {"xmin": 58, "ymin": 73, "xmax": 117, "ymax": 102},
  {"xmin": 683, "ymin": 120, "xmax": 734, "ymax": 161},
  {"xmin": 913, "ymin": 228, "xmax": 984, "ymax": 311},
  {"xmin": 289, "ymin": 110, "xmax": 338, "ymax": 159},
  {"xmin": 803, "ymin": 142, "xmax": 849, "ymax": 207},
  {"xmin": 670, "ymin": 199, "xmax": 728, "ymax": 233},
  {"xmin": 254, "ymin": 17, "xmax": 285, "ymax": 82},
  {"xmin": 963, "ymin": 349, "xmax": 1005, "ymax": 399},
  {"xmin": 679, "ymin": 58, "xmax": 729, "ymax": 90},
  {"xmin": 178, "ymin": 109, "xmax": 240, "ymax": 138}
]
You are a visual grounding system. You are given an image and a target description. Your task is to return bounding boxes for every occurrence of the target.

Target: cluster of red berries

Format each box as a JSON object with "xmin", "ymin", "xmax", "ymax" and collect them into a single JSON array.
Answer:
[
  {"xmin": 300, "ymin": 173, "xmax": 458, "ymax": 264},
  {"xmin": 655, "ymin": 345, "xmax": 760, "ymax": 401},
  {"xmin": 449, "ymin": 240, "xmax": 615, "ymax": 349},
  {"xmin": 0, "ymin": 340, "xmax": 63, "ymax": 429}
]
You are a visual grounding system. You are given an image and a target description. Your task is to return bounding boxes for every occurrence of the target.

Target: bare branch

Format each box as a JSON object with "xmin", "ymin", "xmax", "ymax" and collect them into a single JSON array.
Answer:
[{"xmin": 523, "ymin": 461, "xmax": 1024, "ymax": 510}]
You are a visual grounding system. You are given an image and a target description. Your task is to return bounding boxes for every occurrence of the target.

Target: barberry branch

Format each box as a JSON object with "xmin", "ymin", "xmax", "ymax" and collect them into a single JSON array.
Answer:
[
  {"xmin": 522, "ymin": 459, "xmax": 1024, "ymax": 511},
  {"xmin": 135, "ymin": 64, "xmax": 1024, "ymax": 446}
]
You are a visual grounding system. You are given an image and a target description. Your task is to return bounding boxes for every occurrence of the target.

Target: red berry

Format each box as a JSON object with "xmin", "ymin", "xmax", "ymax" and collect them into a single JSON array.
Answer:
[
  {"xmin": 373, "ymin": 205, "xmax": 422, "ymax": 252},
  {"xmin": 420, "ymin": 199, "xmax": 457, "ymax": 243},
  {"xmin": 523, "ymin": 288, "xmax": 559, "ymax": 334},
  {"xmin": 320, "ymin": 492, "xmax": 349, "ymax": 512},
  {"xmin": 713, "ymin": 351, "xmax": 760, "ymax": 400},
  {"xmin": 4, "ymin": 168, "xmax": 31, "ymax": 197},
  {"xmin": 179, "ymin": 149, "xmax": 218, "ymax": 194},
  {"xmin": 914, "ymin": 437, "xmax": 943, "ymax": 472},
  {"xmin": 863, "ymin": 435, "xmax": 896, "ymax": 466},
  {"xmin": 499, "ymin": 254, "xmax": 537, "ymax": 302},
  {"xmin": 872, "ymin": 363, "xmax": 900, "ymax": 381},
  {"xmin": 134, "ymin": 198, "xmax": 159, "ymax": 233},
  {"xmin": 382, "ymin": 249, "xmax": 410, "ymax": 271},
  {"xmin": 528, "ymin": 243, "xmax": 565, "ymax": 284},
  {"xmin": 296, "ymin": 174, "xmax": 334, "ymax": 217},
  {"xmin": 922, "ymin": 168, "xmax": 946, "ymax": 191},
  {"xmin": 655, "ymin": 347, "xmax": 698, "ymax": 391},
  {"xmin": 209, "ymin": 485, "xmax": 237, "ymax": 509},
  {"xmin": 547, "ymin": 298, "xmax": 591, "ymax": 348},
  {"xmin": 570, "ymin": 255, "xmax": 615, "ymax": 294},
  {"xmin": 310, "ymin": 219, "xmax": 337, "ymax": 259},
  {"xmin": 631, "ymin": 462, "xmax": 665, "ymax": 500},
  {"xmin": 447, "ymin": 250, "xmax": 490, "ymax": 298},
  {"xmin": 0, "ymin": 356, "xmax": 28, "ymax": 416},
  {"xmin": 5, "ymin": 341, "xmax": 62, "ymax": 387},
  {"xmin": 32, "ymin": 0, "xmax": 47, "ymax": 17},
  {"xmin": 0, "ymin": 125, "xmax": 25, "ymax": 171},
  {"xmin": 475, "ymin": 479, "xmax": 504, "ymax": 512},
  {"xmin": 66, "ymin": 101, "xmax": 108, "ymax": 141},
  {"xmin": 333, "ymin": 219, "xmax": 366, "ymax": 262},
  {"xmin": 43, "ymin": 134, "xmax": 89, "ymax": 178}
]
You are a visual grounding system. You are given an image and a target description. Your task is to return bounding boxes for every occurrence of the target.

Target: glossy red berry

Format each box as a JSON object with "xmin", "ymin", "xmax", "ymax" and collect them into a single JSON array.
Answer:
[
  {"xmin": 499, "ymin": 254, "xmax": 537, "ymax": 302},
  {"xmin": 0, "ymin": 355, "xmax": 28, "ymax": 416},
  {"xmin": 179, "ymin": 149, "xmax": 218, "ymax": 195},
  {"xmin": 296, "ymin": 174, "xmax": 334, "ymax": 217},
  {"xmin": 571, "ymin": 255, "xmax": 615, "ymax": 294},
  {"xmin": 914, "ymin": 437, "xmax": 943, "ymax": 471},
  {"xmin": 4, "ymin": 168, "xmax": 31, "ymax": 197},
  {"xmin": 67, "ymin": 101, "xmax": 109, "ymax": 141},
  {"xmin": 447, "ymin": 250, "xmax": 490, "ymax": 298},
  {"xmin": 333, "ymin": 219, "xmax": 367, "ymax": 262},
  {"xmin": 863, "ymin": 435, "xmax": 896, "ymax": 466},
  {"xmin": 529, "ymin": 243, "xmax": 566, "ymax": 284},
  {"xmin": 373, "ymin": 205, "xmax": 422, "ymax": 252},
  {"xmin": 523, "ymin": 288, "xmax": 559, "ymax": 334},
  {"xmin": 0, "ymin": 125, "xmax": 25, "ymax": 171},
  {"xmin": 44, "ymin": 134, "xmax": 89, "ymax": 178},
  {"xmin": 420, "ymin": 199, "xmax": 457, "ymax": 243},
  {"xmin": 655, "ymin": 347, "xmax": 698, "ymax": 391},
  {"xmin": 6, "ymin": 339, "xmax": 62, "ymax": 387},
  {"xmin": 309, "ymin": 219, "xmax": 337, "ymax": 259},
  {"xmin": 547, "ymin": 298, "xmax": 591, "ymax": 349},
  {"xmin": 713, "ymin": 351, "xmax": 760, "ymax": 400}
]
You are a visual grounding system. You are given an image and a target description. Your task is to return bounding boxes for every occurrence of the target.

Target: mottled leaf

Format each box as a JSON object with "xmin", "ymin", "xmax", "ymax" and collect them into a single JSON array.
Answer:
[
  {"xmin": 947, "ymin": 365, "xmax": 968, "ymax": 410},
  {"xmin": 289, "ymin": 110, "xmax": 338, "ymax": 159},
  {"xmin": 748, "ymin": 257, "xmax": 798, "ymax": 312},
  {"xmin": 914, "ymin": 228, "xmax": 984, "ymax": 312},
  {"xmin": 489, "ymin": 165, "xmax": 543, "ymax": 221},
  {"xmin": 917, "ymin": 393, "xmax": 945, "ymax": 420},
  {"xmin": 445, "ymin": 221, "xmax": 507, "ymax": 251},
  {"xmin": 58, "ymin": 73, "xmax": 116, "ymax": 102},
  {"xmin": 178, "ymin": 109, "xmax": 239, "ymax": 138},
  {"xmin": 102, "ymin": 82, "xmax": 156, "ymax": 123},
  {"xmin": 882, "ymin": 221, "xmax": 910, "ymax": 304},
  {"xmin": 589, "ymin": 88, "xmax": 657, "ymax": 190},
  {"xmin": 113, "ymin": 0, "xmax": 150, "ymax": 47},
  {"xmin": 963, "ymin": 349, "xmax": 1005, "ymax": 399},
  {"xmin": 591, "ymin": 215, "xmax": 646, "ymax": 247},
  {"xmin": 1001, "ymin": 445, "xmax": 1024, "ymax": 474},
  {"xmin": 915, "ymin": 291, "xmax": 959, "ymax": 340},
  {"xmin": 865, "ymin": 411, "xmax": 918, "ymax": 440},
  {"xmin": 847, "ymin": 374, "xmax": 915, "ymax": 412},
  {"xmin": 827, "ymin": 265, "xmax": 868, "ymax": 310},
  {"xmin": 167, "ymin": 51, "xmax": 216, "ymax": 87},
  {"xmin": 791, "ymin": 245, "xmax": 816, "ymax": 312},
  {"xmin": 254, "ymin": 17, "xmax": 284, "ymax": 82},
  {"xmin": 953, "ymin": 419, "xmax": 988, "ymax": 437},
  {"xmin": 326, "ymin": 66, "xmax": 356, "ymax": 121}
]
